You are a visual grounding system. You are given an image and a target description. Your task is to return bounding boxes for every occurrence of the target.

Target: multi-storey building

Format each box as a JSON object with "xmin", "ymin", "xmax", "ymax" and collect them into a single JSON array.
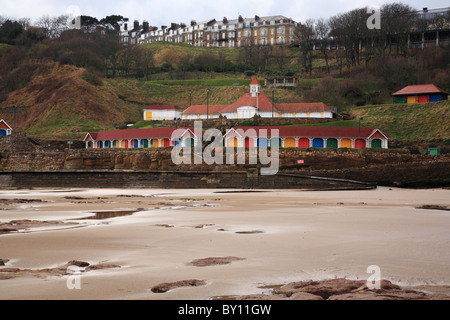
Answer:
[
  {"xmin": 120, "ymin": 15, "xmax": 297, "ymax": 47},
  {"xmin": 120, "ymin": 8, "xmax": 450, "ymax": 48}
]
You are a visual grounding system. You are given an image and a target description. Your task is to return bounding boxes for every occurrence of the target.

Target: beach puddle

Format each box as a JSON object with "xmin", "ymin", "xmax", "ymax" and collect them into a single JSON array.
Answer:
[{"xmin": 188, "ymin": 256, "xmax": 245, "ymax": 267}]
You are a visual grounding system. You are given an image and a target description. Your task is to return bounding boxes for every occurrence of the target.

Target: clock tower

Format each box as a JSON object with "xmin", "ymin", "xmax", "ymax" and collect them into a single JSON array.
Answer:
[{"xmin": 249, "ymin": 76, "xmax": 261, "ymax": 97}]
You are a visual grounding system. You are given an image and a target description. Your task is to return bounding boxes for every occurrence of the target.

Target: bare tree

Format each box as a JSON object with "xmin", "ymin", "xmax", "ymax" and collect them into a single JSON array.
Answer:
[
  {"xmin": 270, "ymin": 45, "xmax": 289, "ymax": 74},
  {"xmin": 381, "ymin": 3, "xmax": 416, "ymax": 55},
  {"xmin": 295, "ymin": 19, "xmax": 315, "ymax": 77},
  {"xmin": 36, "ymin": 15, "xmax": 69, "ymax": 39},
  {"xmin": 314, "ymin": 18, "xmax": 331, "ymax": 74},
  {"xmin": 329, "ymin": 8, "xmax": 376, "ymax": 71},
  {"xmin": 136, "ymin": 46, "xmax": 155, "ymax": 80},
  {"xmin": 0, "ymin": 16, "xmax": 8, "ymax": 27},
  {"xmin": 18, "ymin": 18, "xmax": 31, "ymax": 30}
]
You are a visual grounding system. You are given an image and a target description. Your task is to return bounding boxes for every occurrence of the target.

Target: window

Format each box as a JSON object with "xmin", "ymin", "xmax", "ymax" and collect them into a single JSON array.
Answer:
[{"xmin": 254, "ymin": 29, "xmax": 258, "ymax": 36}]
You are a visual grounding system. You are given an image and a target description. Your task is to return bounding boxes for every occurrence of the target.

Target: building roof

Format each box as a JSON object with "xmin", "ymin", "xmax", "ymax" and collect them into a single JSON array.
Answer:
[
  {"xmin": 182, "ymin": 105, "xmax": 227, "ymax": 115},
  {"xmin": 226, "ymin": 92, "xmax": 275, "ymax": 112},
  {"xmin": 0, "ymin": 120, "xmax": 12, "ymax": 130},
  {"xmin": 144, "ymin": 105, "xmax": 181, "ymax": 110},
  {"xmin": 392, "ymin": 84, "xmax": 448, "ymax": 96},
  {"xmin": 84, "ymin": 127, "xmax": 194, "ymax": 142},
  {"xmin": 276, "ymin": 102, "xmax": 331, "ymax": 113},
  {"xmin": 226, "ymin": 126, "xmax": 389, "ymax": 139},
  {"xmin": 85, "ymin": 126, "xmax": 388, "ymax": 142},
  {"xmin": 250, "ymin": 77, "xmax": 261, "ymax": 86},
  {"xmin": 182, "ymin": 93, "xmax": 333, "ymax": 114}
]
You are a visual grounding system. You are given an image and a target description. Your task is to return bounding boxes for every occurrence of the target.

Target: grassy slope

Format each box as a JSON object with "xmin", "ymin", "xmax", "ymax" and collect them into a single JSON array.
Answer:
[
  {"xmin": 350, "ymin": 100, "xmax": 450, "ymax": 141},
  {"xmin": 0, "ymin": 62, "xmax": 141, "ymax": 140}
]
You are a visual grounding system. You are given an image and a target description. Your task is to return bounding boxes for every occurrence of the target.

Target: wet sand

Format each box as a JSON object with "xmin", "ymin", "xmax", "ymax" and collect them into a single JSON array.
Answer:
[{"xmin": 0, "ymin": 187, "xmax": 449, "ymax": 300}]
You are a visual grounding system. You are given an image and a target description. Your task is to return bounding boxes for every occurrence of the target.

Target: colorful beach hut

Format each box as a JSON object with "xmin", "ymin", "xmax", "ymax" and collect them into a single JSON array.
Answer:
[
  {"xmin": 0, "ymin": 120, "xmax": 12, "ymax": 136},
  {"xmin": 84, "ymin": 127, "xmax": 196, "ymax": 149},
  {"xmin": 223, "ymin": 126, "xmax": 389, "ymax": 149},
  {"xmin": 85, "ymin": 126, "xmax": 389, "ymax": 150},
  {"xmin": 392, "ymin": 84, "xmax": 448, "ymax": 104}
]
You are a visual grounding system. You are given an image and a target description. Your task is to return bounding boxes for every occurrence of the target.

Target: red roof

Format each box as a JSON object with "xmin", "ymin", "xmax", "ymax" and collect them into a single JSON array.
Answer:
[
  {"xmin": 145, "ymin": 105, "xmax": 181, "ymax": 110},
  {"xmin": 85, "ymin": 127, "xmax": 193, "ymax": 141},
  {"xmin": 228, "ymin": 126, "xmax": 388, "ymax": 139},
  {"xmin": 392, "ymin": 84, "xmax": 448, "ymax": 96},
  {"xmin": 0, "ymin": 120, "xmax": 11, "ymax": 130},
  {"xmin": 85, "ymin": 126, "xmax": 388, "ymax": 142},
  {"xmin": 182, "ymin": 93, "xmax": 333, "ymax": 114},
  {"xmin": 276, "ymin": 102, "xmax": 331, "ymax": 112},
  {"xmin": 250, "ymin": 77, "xmax": 261, "ymax": 86},
  {"xmin": 226, "ymin": 92, "xmax": 275, "ymax": 112},
  {"xmin": 182, "ymin": 105, "xmax": 226, "ymax": 115}
]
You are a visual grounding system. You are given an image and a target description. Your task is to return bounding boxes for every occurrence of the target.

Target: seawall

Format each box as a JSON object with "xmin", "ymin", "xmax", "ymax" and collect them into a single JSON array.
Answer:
[
  {"xmin": 0, "ymin": 145, "xmax": 449, "ymax": 189},
  {"xmin": 0, "ymin": 170, "xmax": 374, "ymax": 190}
]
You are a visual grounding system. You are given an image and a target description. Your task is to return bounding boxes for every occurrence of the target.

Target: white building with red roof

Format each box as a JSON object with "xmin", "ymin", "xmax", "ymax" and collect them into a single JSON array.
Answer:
[
  {"xmin": 182, "ymin": 77, "xmax": 334, "ymax": 120},
  {"xmin": 143, "ymin": 105, "xmax": 182, "ymax": 121},
  {"xmin": 0, "ymin": 120, "xmax": 12, "ymax": 136}
]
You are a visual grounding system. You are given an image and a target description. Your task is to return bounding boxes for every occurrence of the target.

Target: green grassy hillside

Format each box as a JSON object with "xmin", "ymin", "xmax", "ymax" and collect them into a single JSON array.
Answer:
[{"xmin": 350, "ymin": 100, "xmax": 450, "ymax": 141}]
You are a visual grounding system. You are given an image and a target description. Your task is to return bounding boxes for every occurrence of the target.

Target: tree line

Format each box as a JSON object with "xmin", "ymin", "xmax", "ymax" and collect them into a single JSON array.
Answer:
[
  {"xmin": 0, "ymin": 2, "xmax": 449, "ymax": 92},
  {"xmin": 294, "ymin": 3, "xmax": 450, "ymax": 76}
]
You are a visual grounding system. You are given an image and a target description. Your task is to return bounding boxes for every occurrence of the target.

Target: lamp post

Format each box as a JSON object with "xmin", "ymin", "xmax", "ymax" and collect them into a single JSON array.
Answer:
[
  {"xmin": 271, "ymin": 87, "xmax": 274, "ymax": 119},
  {"xmin": 13, "ymin": 105, "xmax": 17, "ymax": 134},
  {"xmin": 189, "ymin": 89, "xmax": 193, "ymax": 106},
  {"xmin": 206, "ymin": 88, "xmax": 210, "ymax": 120},
  {"xmin": 358, "ymin": 117, "xmax": 363, "ymax": 154}
]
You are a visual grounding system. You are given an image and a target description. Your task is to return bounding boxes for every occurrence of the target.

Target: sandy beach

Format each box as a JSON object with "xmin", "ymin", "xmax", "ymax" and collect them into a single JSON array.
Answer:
[{"xmin": 0, "ymin": 187, "xmax": 449, "ymax": 300}]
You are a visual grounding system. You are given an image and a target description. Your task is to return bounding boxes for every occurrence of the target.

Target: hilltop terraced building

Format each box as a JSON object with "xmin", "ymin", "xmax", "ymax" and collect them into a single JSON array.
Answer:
[{"xmin": 121, "ymin": 15, "xmax": 297, "ymax": 47}]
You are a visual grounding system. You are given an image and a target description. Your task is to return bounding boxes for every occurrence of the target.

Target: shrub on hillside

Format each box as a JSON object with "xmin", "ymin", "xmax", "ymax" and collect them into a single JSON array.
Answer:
[{"xmin": 82, "ymin": 71, "xmax": 103, "ymax": 86}]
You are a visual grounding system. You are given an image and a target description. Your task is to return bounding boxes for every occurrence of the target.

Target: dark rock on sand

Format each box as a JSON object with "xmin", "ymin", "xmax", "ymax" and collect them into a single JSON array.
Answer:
[{"xmin": 151, "ymin": 279, "xmax": 207, "ymax": 293}]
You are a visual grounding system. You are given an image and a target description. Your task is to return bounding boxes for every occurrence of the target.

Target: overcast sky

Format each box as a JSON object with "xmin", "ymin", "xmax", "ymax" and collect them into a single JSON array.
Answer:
[{"xmin": 1, "ymin": 0, "xmax": 448, "ymax": 27}]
